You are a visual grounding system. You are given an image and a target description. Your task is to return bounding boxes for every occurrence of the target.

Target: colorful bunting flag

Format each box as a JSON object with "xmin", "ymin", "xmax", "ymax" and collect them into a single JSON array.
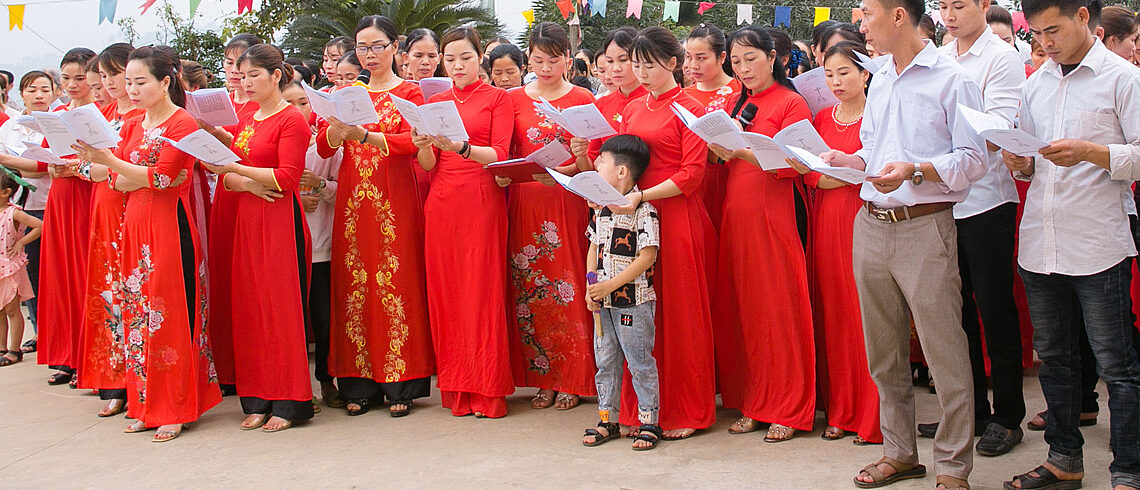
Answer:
[
  {"xmin": 736, "ymin": 3, "xmax": 752, "ymax": 24},
  {"xmin": 851, "ymin": 7, "xmax": 863, "ymax": 23},
  {"xmin": 813, "ymin": 7, "xmax": 830, "ymax": 25},
  {"xmin": 139, "ymin": 0, "xmax": 156, "ymax": 15},
  {"xmin": 1011, "ymin": 11, "xmax": 1028, "ymax": 32},
  {"xmin": 7, "ymin": 5, "xmax": 22, "ymax": 31},
  {"xmin": 556, "ymin": 0, "xmax": 573, "ymax": 19},
  {"xmin": 592, "ymin": 0, "xmax": 606, "ymax": 17},
  {"xmin": 99, "ymin": 0, "xmax": 116, "ymax": 24},
  {"xmin": 522, "ymin": 8, "xmax": 535, "ymax": 24},
  {"xmin": 773, "ymin": 5, "xmax": 791, "ymax": 27},
  {"xmin": 663, "ymin": 0, "xmax": 679, "ymax": 21},
  {"xmin": 626, "ymin": 0, "xmax": 642, "ymax": 18},
  {"xmin": 237, "ymin": 0, "xmax": 253, "ymax": 14},
  {"xmin": 190, "ymin": 0, "xmax": 201, "ymax": 15},
  {"xmin": 697, "ymin": 1, "xmax": 716, "ymax": 14}
]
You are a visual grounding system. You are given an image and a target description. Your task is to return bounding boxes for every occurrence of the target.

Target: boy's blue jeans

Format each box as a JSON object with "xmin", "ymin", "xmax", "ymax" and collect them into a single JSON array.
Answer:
[
  {"xmin": 1021, "ymin": 259, "xmax": 1140, "ymax": 489},
  {"xmin": 594, "ymin": 301, "xmax": 659, "ymax": 425}
]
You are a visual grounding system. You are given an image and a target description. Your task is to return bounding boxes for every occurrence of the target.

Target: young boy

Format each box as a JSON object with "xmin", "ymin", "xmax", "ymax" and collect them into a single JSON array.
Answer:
[{"xmin": 579, "ymin": 134, "xmax": 661, "ymax": 451}]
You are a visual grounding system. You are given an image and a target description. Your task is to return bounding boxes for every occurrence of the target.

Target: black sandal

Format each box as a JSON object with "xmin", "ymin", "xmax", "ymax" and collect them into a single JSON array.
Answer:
[
  {"xmin": 69, "ymin": 373, "xmax": 78, "ymax": 389},
  {"xmin": 389, "ymin": 399, "xmax": 412, "ymax": 418},
  {"xmin": 346, "ymin": 398, "xmax": 371, "ymax": 416},
  {"xmin": 1002, "ymin": 465, "xmax": 1082, "ymax": 490},
  {"xmin": 0, "ymin": 351, "xmax": 21, "ymax": 367},
  {"xmin": 20, "ymin": 339, "xmax": 35, "ymax": 353},
  {"xmin": 582, "ymin": 422, "xmax": 621, "ymax": 447},
  {"xmin": 47, "ymin": 371, "xmax": 71, "ymax": 385},
  {"xmin": 633, "ymin": 424, "xmax": 663, "ymax": 451}
]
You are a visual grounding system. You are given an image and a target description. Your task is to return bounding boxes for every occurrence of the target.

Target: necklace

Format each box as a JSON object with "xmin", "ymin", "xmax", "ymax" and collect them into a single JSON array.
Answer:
[
  {"xmin": 832, "ymin": 104, "xmax": 862, "ymax": 133},
  {"xmin": 644, "ymin": 88, "xmax": 680, "ymax": 112},
  {"xmin": 453, "ymin": 83, "xmax": 479, "ymax": 104},
  {"xmin": 254, "ymin": 99, "xmax": 288, "ymax": 120}
]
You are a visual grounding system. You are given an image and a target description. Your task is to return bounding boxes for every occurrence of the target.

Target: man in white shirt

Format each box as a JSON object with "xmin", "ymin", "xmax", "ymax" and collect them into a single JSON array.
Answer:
[
  {"xmin": 914, "ymin": 0, "xmax": 1028, "ymax": 458},
  {"xmin": 826, "ymin": 0, "xmax": 986, "ymax": 487},
  {"xmin": 1001, "ymin": 0, "xmax": 1140, "ymax": 488}
]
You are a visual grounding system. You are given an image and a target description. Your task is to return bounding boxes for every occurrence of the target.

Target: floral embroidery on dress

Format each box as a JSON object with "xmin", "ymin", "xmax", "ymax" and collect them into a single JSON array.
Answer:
[
  {"xmin": 704, "ymin": 85, "xmax": 737, "ymax": 114},
  {"xmin": 510, "ymin": 221, "xmax": 575, "ymax": 374},
  {"xmin": 118, "ymin": 244, "xmax": 162, "ymax": 403},
  {"xmin": 234, "ymin": 124, "xmax": 255, "ymax": 157}
]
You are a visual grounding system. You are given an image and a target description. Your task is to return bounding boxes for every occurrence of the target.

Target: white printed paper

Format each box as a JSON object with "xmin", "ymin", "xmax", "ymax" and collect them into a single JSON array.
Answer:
[
  {"xmin": 957, "ymin": 104, "xmax": 1049, "ymax": 157},
  {"xmin": 739, "ymin": 120, "xmax": 831, "ymax": 171},
  {"xmin": 854, "ymin": 51, "xmax": 891, "ymax": 74},
  {"xmin": 417, "ymin": 77, "xmax": 452, "ymax": 102},
  {"xmin": 30, "ymin": 104, "xmax": 121, "ymax": 157},
  {"xmin": 162, "ymin": 129, "xmax": 241, "ymax": 166},
  {"xmin": 670, "ymin": 104, "xmax": 748, "ymax": 150},
  {"xmin": 16, "ymin": 143, "xmax": 67, "ymax": 165},
  {"xmin": 389, "ymin": 94, "xmax": 469, "ymax": 142},
  {"xmin": 786, "ymin": 145, "xmax": 868, "ymax": 184},
  {"xmin": 533, "ymin": 98, "xmax": 616, "ymax": 140},
  {"xmin": 303, "ymin": 82, "xmax": 380, "ymax": 126},
  {"xmin": 486, "ymin": 142, "xmax": 573, "ymax": 169},
  {"xmin": 185, "ymin": 88, "xmax": 239, "ymax": 127},
  {"xmin": 792, "ymin": 67, "xmax": 840, "ymax": 115},
  {"xmin": 546, "ymin": 168, "xmax": 630, "ymax": 206}
]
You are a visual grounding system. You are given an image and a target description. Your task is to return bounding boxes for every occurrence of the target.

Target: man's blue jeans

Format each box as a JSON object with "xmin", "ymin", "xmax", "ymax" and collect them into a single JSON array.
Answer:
[{"xmin": 1021, "ymin": 258, "xmax": 1140, "ymax": 488}]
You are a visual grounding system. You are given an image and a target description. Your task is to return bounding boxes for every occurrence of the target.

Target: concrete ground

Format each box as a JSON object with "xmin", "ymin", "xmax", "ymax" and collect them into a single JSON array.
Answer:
[{"xmin": 0, "ymin": 344, "xmax": 1119, "ymax": 489}]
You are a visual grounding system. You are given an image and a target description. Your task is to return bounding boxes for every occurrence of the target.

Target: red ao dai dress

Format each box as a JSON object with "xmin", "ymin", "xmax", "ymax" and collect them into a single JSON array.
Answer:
[
  {"xmin": 423, "ymin": 80, "xmax": 515, "ymax": 418},
  {"xmin": 315, "ymin": 82, "xmax": 435, "ymax": 403},
  {"xmin": 617, "ymin": 86, "xmax": 718, "ymax": 431},
  {"xmin": 112, "ymin": 109, "xmax": 220, "ymax": 426},
  {"xmin": 712, "ymin": 83, "xmax": 817, "ymax": 431},
  {"xmin": 682, "ymin": 78, "xmax": 743, "ymax": 231},
  {"xmin": 504, "ymin": 86, "xmax": 597, "ymax": 396},
  {"xmin": 808, "ymin": 105, "xmax": 882, "ymax": 443}
]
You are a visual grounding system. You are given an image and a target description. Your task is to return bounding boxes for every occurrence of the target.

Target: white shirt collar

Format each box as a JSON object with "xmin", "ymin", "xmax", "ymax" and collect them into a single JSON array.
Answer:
[{"xmin": 1039, "ymin": 37, "xmax": 1108, "ymax": 78}]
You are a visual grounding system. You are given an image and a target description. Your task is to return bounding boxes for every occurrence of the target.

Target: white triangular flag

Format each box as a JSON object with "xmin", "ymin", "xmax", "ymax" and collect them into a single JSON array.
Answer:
[{"xmin": 737, "ymin": 4, "xmax": 752, "ymax": 24}]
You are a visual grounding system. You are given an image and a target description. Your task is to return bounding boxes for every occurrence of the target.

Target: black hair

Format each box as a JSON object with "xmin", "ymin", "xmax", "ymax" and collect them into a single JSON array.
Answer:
[
  {"xmin": 485, "ymin": 36, "xmax": 512, "ymax": 52},
  {"xmin": 292, "ymin": 64, "xmax": 314, "ymax": 85},
  {"xmin": 529, "ymin": 22, "xmax": 572, "ymax": 58},
  {"xmin": 599, "ymin": 134, "xmax": 650, "ymax": 181},
  {"xmin": 630, "ymin": 26, "xmax": 683, "ymax": 67},
  {"xmin": 824, "ymin": 41, "xmax": 872, "ymax": 94},
  {"xmin": 1087, "ymin": 0, "xmax": 1103, "ymax": 29},
  {"xmin": 688, "ymin": 23, "xmax": 731, "ymax": 76},
  {"xmin": 97, "ymin": 43, "xmax": 134, "ymax": 76},
  {"xmin": 19, "ymin": 70, "xmax": 53, "ymax": 92},
  {"xmin": 986, "ymin": 4, "xmax": 1014, "ymax": 28},
  {"xmin": 1022, "ymin": 0, "xmax": 1092, "ymax": 21},
  {"xmin": 355, "ymin": 15, "xmax": 398, "ymax": 40},
  {"xmin": 226, "ymin": 33, "xmax": 263, "ymax": 56},
  {"xmin": 811, "ymin": 20, "xmax": 841, "ymax": 51},
  {"xmin": 1100, "ymin": 4, "xmax": 1134, "ymax": 40},
  {"xmin": 825, "ymin": 23, "xmax": 865, "ymax": 49},
  {"xmin": 601, "ymin": 26, "xmax": 638, "ymax": 56},
  {"xmin": 406, "ymin": 28, "xmax": 441, "ymax": 52},
  {"xmin": 728, "ymin": 26, "xmax": 795, "ymax": 92},
  {"xmin": 60, "ymin": 47, "xmax": 96, "ymax": 69},
  {"xmin": 488, "ymin": 43, "xmax": 526, "ymax": 70},
  {"xmin": 338, "ymin": 51, "xmax": 362, "ymax": 70},
  {"xmin": 878, "ymin": 0, "xmax": 926, "ymax": 27},
  {"xmin": 180, "ymin": 59, "xmax": 214, "ymax": 90},
  {"xmin": 441, "ymin": 26, "xmax": 484, "ymax": 58},
  {"xmin": 764, "ymin": 27, "xmax": 795, "ymax": 72},
  {"xmin": 0, "ymin": 168, "xmax": 29, "ymax": 207},
  {"xmin": 0, "ymin": 70, "xmax": 12, "ymax": 85},
  {"xmin": 236, "ymin": 44, "xmax": 295, "ymax": 91},
  {"xmin": 325, "ymin": 36, "xmax": 353, "ymax": 55},
  {"xmin": 127, "ymin": 45, "xmax": 186, "ymax": 107}
]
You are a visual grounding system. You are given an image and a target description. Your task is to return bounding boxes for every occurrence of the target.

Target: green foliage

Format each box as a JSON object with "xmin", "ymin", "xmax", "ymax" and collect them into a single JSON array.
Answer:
[
  {"xmin": 117, "ymin": 1, "xmax": 227, "ymax": 87},
  {"xmin": 280, "ymin": 0, "xmax": 503, "ymax": 61},
  {"xmin": 220, "ymin": 0, "xmax": 311, "ymax": 44},
  {"xmin": 529, "ymin": 0, "xmax": 862, "ymax": 51}
]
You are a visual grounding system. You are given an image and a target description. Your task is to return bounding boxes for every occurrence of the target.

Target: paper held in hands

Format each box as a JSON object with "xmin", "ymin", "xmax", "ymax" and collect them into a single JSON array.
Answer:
[
  {"xmin": 185, "ymin": 88, "xmax": 239, "ymax": 127},
  {"xmin": 792, "ymin": 67, "xmax": 841, "ymax": 115},
  {"xmin": 484, "ymin": 142, "xmax": 573, "ymax": 183},
  {"xmin": 786, "ymin": 145, "xmax": 869, "ymax": 184},
  {"xmin": 533, "ymin": 98, "xmax": 616, "ymax": 140},
  {"xmin": 31, "ymin": 104, "xmax": 121, "ymax": 157},
  {"xmin": 389, "ymin": 94, "xmax": 470, "ymax": 142},
  {"xmin": 670, "ymin": 104, "xmax": 749, "ymax": 150},
  {"xmin": 302, "ymin": 82, "xmax": 380, "ymax": 126},
  {"xmin": 956, "ymin": 104, "xmax": 1049, "ymax": 157},
  {"xmin": 160, "ymin": 129, "xmax": 242, "ymax": 166},
  {"xmin": 4, "ymin": 142, "xmax": 66, "ymax": 165},
  {"xmin": 416, "ymin": 77, "xmax": 452, "ymax": 102},
  {"xmin": 545, "ymin": 168, "xmax": 630, "ymax": 207}
]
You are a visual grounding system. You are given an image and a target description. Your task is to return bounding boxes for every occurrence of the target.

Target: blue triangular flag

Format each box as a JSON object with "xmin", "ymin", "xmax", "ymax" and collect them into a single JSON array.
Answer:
[
  {"xmin": 99, "ymin": 0, "xmax": 117, "ymax": 24},
  {"xmin": 774, "ymin": 6, "xmax": 791, "ymax": 27},
  {"xmin": 592, "ymin": 0, "xmax": 606, "ymax": 16}
]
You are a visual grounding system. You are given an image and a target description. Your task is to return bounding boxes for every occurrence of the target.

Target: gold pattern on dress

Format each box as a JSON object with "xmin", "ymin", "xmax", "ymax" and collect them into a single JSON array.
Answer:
[{"xmin": 337, "ymin": 92, "xmax": 412, "ymax": 382}]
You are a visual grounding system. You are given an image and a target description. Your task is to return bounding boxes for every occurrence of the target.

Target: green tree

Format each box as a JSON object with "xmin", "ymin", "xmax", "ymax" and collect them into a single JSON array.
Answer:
[{"xmin": 281, "ymin": 0, "xmax": 503, "ymax": 61}]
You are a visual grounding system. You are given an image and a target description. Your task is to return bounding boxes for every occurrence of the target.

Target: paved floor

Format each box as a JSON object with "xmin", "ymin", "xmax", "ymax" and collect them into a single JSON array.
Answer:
[{"xmin": 0, "ymin": 344, "xmax": 1118, "ymax": 489}]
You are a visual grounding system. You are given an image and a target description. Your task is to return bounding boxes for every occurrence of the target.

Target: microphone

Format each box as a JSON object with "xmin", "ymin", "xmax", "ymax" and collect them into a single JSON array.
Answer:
[
  {"xmin": 737, "ymin": 103, "xmax": 758, "ymax": 127},
  {"xmin": 356, "ymin": 69, "xmax": 371, "ymax": 85}
]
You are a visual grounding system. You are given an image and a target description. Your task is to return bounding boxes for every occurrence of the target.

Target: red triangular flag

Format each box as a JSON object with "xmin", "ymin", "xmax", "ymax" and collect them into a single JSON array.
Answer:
[
  {"xmin": 556, "ymin": 0, "xmax": 573, "ymax": 19},
  {"xmin": 238, "ymin": 0, "xmax": 253, "ymax": 14},
  {"xmin": 697, "ymin": 1, "xmax": 716, "ymax": 14},
  {"xmin": 138, "ymin": 0, "xmax": 156, "ymax": 15}
]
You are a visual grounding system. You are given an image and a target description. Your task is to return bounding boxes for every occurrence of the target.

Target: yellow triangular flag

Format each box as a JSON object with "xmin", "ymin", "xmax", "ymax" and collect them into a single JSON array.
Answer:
[
  {"xmin": 8, "ymin": 5, "xmax": 24, "ymax": 31},
  {"xmin": 522, "ymin": 9, "xmax": 535, "ymax": 25},
  {"xmin": 813, "ymin": 7, "xmax": 831, "ymax": 25}
]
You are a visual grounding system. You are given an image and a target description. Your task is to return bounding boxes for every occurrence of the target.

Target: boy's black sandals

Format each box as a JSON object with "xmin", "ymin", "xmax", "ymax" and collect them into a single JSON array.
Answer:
[
  {"xmin": 633, "ymin": 424, "xmax": 663, "ymax": 451},
  {"xmin": 583, "ymin": 422, "xmax": 621, "ymax": 447}
]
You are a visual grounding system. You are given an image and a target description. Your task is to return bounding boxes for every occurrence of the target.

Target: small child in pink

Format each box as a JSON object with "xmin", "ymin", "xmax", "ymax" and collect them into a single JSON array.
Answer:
[{"xmin": 0, "ymin": 169, "xmax": 42, "ymax": 366}]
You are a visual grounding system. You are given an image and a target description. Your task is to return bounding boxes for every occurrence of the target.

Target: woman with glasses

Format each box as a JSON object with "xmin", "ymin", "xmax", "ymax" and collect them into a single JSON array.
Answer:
[{"xmin": 316, "ymin": 15, "xmax": 435, "ymax": 418}]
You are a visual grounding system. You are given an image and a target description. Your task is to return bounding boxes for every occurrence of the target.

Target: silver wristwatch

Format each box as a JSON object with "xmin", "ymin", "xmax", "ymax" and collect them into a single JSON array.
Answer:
[{"xmin": 911, "ymin": 162, "xmax": 924, "ymax": 185}]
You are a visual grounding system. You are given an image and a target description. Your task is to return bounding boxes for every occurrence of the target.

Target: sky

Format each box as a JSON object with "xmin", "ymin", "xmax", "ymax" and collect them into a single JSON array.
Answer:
[{"xmin": 0, "ymin": 0, "xmax": 532, "ymax": 78}]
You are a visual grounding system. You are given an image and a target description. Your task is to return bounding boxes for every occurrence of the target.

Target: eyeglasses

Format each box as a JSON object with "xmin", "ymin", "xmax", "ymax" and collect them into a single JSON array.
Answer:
[{"xmin": 355, "ymin": 42, "xmax": 394, "ymax": 55}]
